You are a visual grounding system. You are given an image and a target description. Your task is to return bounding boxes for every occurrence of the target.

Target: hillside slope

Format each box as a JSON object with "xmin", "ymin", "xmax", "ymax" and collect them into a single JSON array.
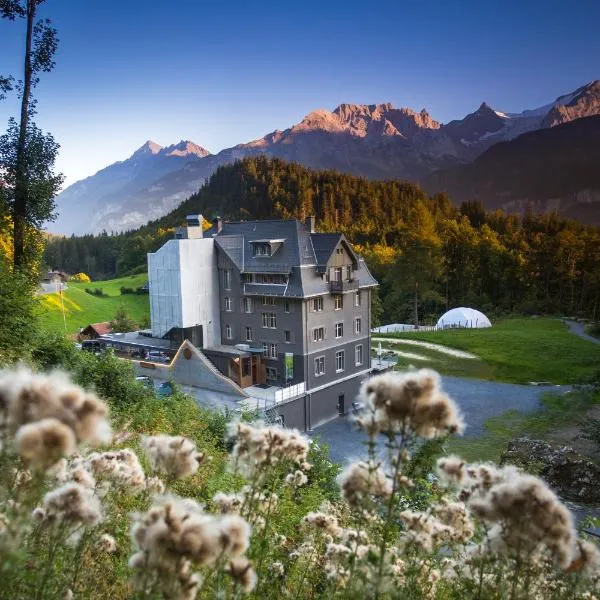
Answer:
[{"xmin": 422, "ymin": 116, "xmax": 600, "ymax": 223}]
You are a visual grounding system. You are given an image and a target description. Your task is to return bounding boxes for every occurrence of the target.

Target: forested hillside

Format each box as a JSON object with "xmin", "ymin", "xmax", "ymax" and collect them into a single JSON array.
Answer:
[{"xmin": 45, "ymin": 157, "xmax": 600, "ymax": 323}]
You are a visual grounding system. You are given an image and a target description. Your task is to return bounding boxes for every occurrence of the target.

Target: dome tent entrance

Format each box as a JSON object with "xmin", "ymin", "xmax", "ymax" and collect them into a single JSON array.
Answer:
[{"xmin": 436, "ymin": 307, "xmax": 491, "ymax": 329}]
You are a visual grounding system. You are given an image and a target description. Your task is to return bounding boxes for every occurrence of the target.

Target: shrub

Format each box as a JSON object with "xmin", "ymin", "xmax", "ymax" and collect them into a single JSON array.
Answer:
[
  {"xmin": 0, "ymin": 366, "xmax": 598, "ymax": 599},
  {"xmin": 84, "ymin": 287, "xmax": 106, "ymax": 297},
  {"xmin": 70, "ymin": 272, "xmax": 91, "ymax": 283}
]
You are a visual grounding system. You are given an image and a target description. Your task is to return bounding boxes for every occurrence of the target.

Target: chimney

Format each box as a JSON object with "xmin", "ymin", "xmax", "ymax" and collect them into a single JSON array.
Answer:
[
  {"xmin": 305, "ymin": 215, "xmax": 316, "ymax": 233},
  {"xmin": 183, "ymin": 214, "xmax": 203, "ymax": 239},
  {"xmin": 213, "ymin": 216, "xmax": 223, "ymax": 234}
]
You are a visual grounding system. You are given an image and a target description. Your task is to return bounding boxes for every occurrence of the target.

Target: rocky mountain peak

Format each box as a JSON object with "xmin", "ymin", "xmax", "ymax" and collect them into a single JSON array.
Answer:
[
  {"xmin": 542, "ymin": 80, "xmax": 600, "ymax": 128},
  {"xmin": 162, "ymin": 140, "xmax": 211, "ymax": 158},
  {"xmin": 132, "ymin": 140, "xmax": 163, "ymax": 158}
]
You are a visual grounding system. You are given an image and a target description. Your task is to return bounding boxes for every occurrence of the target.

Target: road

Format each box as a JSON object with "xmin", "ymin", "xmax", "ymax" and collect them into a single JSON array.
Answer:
[
  {"xmin": 563, "ymin": 319, "xmax": 600, "ymax": 345},
  {"xmin": 309, "ymin": 376, "xmax": 566, "ymax": 464}
]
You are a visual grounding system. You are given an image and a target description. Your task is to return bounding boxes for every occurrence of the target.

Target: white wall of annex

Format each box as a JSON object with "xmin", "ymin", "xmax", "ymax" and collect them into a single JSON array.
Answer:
[
  {"xmin": 148, "ymin": 238, "xmax": 220, "ymax": 346},
  {"xmin": 178, "ymin": 239, "xmax": 220, "ymax": 347}
]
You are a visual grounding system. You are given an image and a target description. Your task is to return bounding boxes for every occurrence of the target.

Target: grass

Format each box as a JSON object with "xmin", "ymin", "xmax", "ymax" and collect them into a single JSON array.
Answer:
[
  {"xmin": 372, "ymin": 344, "xmax": 494, "ymax": 380},
  {"xmin": 377, "ymin": 318, "xmax": 600, "ymax": 385},
  {"xmin": 446, "ymin": 388, "xmax": 600, "ymax": 463},
  {"xmin": 37, "ymin": 273, "xmax": 150, "ymax": 335}
]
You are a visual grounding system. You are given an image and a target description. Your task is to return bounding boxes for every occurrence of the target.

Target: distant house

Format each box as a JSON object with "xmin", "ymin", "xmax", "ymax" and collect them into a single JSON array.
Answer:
[
  {"xmin": 43, "ymin": 270, "xmax": 69, "ymax": 283},
  {"xmin": 79, "ymin": 322, "xmax": 112, "ymax": 340}
]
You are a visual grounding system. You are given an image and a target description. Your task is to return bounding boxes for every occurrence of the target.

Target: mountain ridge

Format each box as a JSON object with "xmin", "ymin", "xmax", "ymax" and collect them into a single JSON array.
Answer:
[{"xmin": 51, "ymin": 80, "xmax": 600, "ymax": 234}]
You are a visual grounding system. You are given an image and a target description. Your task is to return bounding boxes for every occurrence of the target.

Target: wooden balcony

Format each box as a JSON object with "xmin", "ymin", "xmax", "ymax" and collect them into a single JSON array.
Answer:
[{"xmin": 329, "ymin": 278, "xmax": 359, "ymax": 293}]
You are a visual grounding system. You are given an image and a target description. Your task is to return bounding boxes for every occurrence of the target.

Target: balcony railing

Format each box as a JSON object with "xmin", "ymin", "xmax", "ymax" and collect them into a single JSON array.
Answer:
[{"xmin": 329, "ymin": 278, "xmax": 359, "ymax": 292}]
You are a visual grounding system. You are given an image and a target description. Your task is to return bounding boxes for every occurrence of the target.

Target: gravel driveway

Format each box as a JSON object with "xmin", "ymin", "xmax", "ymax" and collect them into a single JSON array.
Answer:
[{"xmin": 310, "ymin": 376, "xmax": 567, "ymax": 464}]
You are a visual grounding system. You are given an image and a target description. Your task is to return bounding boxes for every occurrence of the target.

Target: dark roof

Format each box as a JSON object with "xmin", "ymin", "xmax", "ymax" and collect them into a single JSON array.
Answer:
[
  {"xmin": 206, "ymin": 218, "xmax": 377, "ymax": 297},
  {"xmin": 311, "ymin": 233, "xmax": 341, "ymax": 266},
  {"xmin": 81, "ymin": 322, "xmax": 112, "ymax": 336}
]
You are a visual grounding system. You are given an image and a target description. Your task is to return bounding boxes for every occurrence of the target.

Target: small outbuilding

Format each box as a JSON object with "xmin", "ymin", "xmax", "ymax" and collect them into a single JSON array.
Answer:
[
  {"xmin": 78, "ymin": 322, "xmax": 112, "ymax": 340},
  {"xmin": 436, "ymin": 307, "xmax": 491, "ymax": 330}
]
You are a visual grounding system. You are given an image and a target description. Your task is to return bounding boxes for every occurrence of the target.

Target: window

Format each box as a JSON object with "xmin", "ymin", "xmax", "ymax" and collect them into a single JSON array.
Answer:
[
  {"xmin": 335, "ymin": 350, "xmax": 345, "ymax": 373},
  {"xmin": 313, "ymin": 297, "xmax": 323, "ymax": 312},
  {"xmin": 223, "ymin": 269, "xmax": 232, "ymax": 290},
  {"xmin": 355, "ymin": 317, "xmax": 362, "ymax": 334},
  {"xmin": 313, "ymin": 327, "xmax": 325, "ymax": 342},
  {"xmin": 284, "ymin": 330, "xmax": 291, "ymax": 343},
  {"xmin": 284, "ymin": 301, "xmax": 291, "ymax": 313},
  {"xmin": 225, "ymin": 324, "xmax": 233, "ymax": 340},
  {"xmin": 355, "ymin": 344, "xmax": 363, "ymax": 366},
  {"xmin": 224, "ymin": 296, "xmax": 232, "ymax": 312},
  {"xmin": 262, "ymin": 296, "xmax": 276, "ymax": 306},
  {"xmin": 346, "ymin": 265, "xmax": 352, "ymax": 281},
  {"xmin": 262, "ymin": 312, "xmax": 277, "ymax": 329},
  {"xmin": 242, "ymin": 273, "xmax": 253, "ymax": 283},
  {"xmin": 334, "ymin": 295, "xmax": 343, "ymax": 310},
  {"xmin": 335, "ymin": 322, "xmax": 344, "ymax": 339},
  {"xmin": 266, "ymin": 366, "xmax": 278, "ymax": 381},
  {"xmin": 336, "ymin": 247, "xmax": 343, "ymax": 255},
  {"xmin": 253, "ymin": 243, "xmax": 271, "ymax": 256},
  {"xmin": 355, "ymin": 291, "xmax": 361, "ymax": 307},
  {"xmin": 245, "ymin": 326, "xmax": 253, "ymax": 342},
  {"xmin": 255, "ymin": 273, "xmax": 287, "ymax": 284},
  {"xmin": 243, "ymin": 297, "xmax": 253, "ymax": 313},
  {"xmin": 334, "ymin": 267, "xmax": 343, "ymax": 282},
  {"xmin": 314, "ymin": 356, "xmax": 325, "ymax": 376},
  {"xmin": 262, "ymin": 342, "xmax": 278, "ymax": 359}
]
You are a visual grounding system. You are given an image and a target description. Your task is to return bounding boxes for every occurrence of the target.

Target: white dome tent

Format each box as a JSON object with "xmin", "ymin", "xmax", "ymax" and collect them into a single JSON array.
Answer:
[{"xmin": 436, "ymin": 307, "xmax": 491, "ymax": 330}]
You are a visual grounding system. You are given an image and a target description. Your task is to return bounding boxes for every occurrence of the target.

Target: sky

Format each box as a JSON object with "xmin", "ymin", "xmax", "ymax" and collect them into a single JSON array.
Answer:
[{"xmin": 1, "ymin": 0, "xmax": 599, "ymax": 187}]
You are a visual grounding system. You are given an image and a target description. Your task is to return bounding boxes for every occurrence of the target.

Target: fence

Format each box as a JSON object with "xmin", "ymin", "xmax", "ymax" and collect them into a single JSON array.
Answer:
[{"xmin": 372, "ymin": 321, "xmax": 489, "ymax": 334}]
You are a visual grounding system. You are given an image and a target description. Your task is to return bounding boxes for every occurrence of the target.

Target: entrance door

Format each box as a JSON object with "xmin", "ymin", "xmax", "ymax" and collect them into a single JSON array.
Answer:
[{"xmin": 338, "ymin": 394, "xmax": 345, "ymax": 416}]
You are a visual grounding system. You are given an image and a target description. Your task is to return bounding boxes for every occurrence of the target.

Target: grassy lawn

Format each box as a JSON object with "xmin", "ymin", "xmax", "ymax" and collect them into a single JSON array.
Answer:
[
  {"xmin": 446, "ymin": 389, "xmax": 600, "ymax": 463},
  {"xmin": 372, "ymin": 344, "xmax": 494, "ymax": 380},
  {"xmin": 377, "ymin": 318, "xmax": 600, "ymax": 385},
  {"xmin": 37, "ymin": 273, "xmax": 150, "ymax": 335}
]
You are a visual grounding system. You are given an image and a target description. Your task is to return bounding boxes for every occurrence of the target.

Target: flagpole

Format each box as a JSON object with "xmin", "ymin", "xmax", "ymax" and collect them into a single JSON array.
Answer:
[{"xmin": 58, "ymin": 281, "xmax": 66, "ymax": 331}]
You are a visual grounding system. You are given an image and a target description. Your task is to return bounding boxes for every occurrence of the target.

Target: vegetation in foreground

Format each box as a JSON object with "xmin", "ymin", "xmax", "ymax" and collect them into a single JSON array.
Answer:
[
  {"xmin": 0, "ymin": 344, "xmax": 599, "ymax": 599},
  {"xmin": 37, "ymin": 273, "xmax": 150, "ymax": 334},
  {"xmin": 385, "ymin": 318, "xmax": 600, "ymax": 385}
]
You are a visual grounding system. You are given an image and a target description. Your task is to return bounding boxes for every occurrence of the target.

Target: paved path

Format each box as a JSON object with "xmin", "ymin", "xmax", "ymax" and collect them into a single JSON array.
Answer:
[
  {"xmin": 563, "ymin": 319, "xmax": 600, "ymax": 345},
  {"xmin": 310, "ymin": 376, "xmax": 567, "ymax": 464}
]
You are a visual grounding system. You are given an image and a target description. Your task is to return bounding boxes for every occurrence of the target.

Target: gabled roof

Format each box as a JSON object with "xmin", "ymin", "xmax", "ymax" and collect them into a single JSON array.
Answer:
[
  {"xmin": 206, "ymin": 218, "xmax": 378, "ymax": 297},
  {"xmin": 82, "ymin": 322, "xmax": 112, "ymax": 336},
  {"xmin": 310, "ymin": 233, "xmax": 341, "ymax": 266}
]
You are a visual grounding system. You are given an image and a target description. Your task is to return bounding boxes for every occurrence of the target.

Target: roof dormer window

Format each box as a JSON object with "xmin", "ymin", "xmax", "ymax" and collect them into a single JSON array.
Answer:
[
  {"xmin": 253, "ymin": 242, "xmax": 271, "ymax": 257},
  {"xmin": 250, "ymin": 239, "xmax": 285, "ymax": 257}
]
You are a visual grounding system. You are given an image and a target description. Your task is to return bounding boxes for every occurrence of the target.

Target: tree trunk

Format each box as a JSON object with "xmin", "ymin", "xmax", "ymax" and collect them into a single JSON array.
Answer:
[
  {"xmin": 13, "ymin": 0, "xmax": 36, "ymax": 270},
  {"xmin": 413, "ymin": 281, "xmax": 419, "ymax": 329}
]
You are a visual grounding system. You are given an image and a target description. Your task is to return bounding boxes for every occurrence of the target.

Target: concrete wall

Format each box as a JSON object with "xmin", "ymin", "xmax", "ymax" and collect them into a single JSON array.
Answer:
[
  {"xmin": 273, "ymin": 373, "xmax": 366, "ymax": 431},
  {"xmin": 135, "ymin": 341, "xmax": 247, "ymax": 397},
  {"xmin": 148, "ymin": 238, "xmax": 220, "ymax": 347}
]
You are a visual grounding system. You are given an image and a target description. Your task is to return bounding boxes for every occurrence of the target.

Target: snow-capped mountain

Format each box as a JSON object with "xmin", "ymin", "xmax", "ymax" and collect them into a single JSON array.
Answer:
[{"xmin": 52, "ymin": 81, "xmax": 600, "ymax": 233}]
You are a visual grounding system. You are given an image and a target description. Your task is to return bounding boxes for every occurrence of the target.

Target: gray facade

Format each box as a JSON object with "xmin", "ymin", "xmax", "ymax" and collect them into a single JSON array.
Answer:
[{"xmin": 205, "ymin": 216, "xmax": 378, "ymax": 430}]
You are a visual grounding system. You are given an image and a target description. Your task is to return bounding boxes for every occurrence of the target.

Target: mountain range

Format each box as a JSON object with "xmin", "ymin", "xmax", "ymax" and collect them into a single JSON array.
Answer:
[{"xmin": 50, "ymin": 80, "xmax": 600, "ymax": 234}]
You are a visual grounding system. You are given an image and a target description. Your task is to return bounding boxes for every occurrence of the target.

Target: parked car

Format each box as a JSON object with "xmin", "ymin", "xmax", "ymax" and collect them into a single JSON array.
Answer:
[
  {"xmin": 147, "ymin": 351, "xmax": 170, "ymax": 364},
  {"xmin": 157, "ymin": 381, "xmax": 173, "ymax": 397}
]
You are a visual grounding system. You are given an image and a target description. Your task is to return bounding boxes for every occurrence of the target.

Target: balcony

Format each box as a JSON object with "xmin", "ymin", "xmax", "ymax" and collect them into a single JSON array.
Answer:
[{"xmin": 329, "ymin": 278, "xmax": 359, "ymax": 293}]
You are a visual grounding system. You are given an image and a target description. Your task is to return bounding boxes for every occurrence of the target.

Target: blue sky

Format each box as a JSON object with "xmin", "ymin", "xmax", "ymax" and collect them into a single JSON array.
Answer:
[{"xmin": 1, "ymin": 0, "xmax": 599, "ymax": 185}]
